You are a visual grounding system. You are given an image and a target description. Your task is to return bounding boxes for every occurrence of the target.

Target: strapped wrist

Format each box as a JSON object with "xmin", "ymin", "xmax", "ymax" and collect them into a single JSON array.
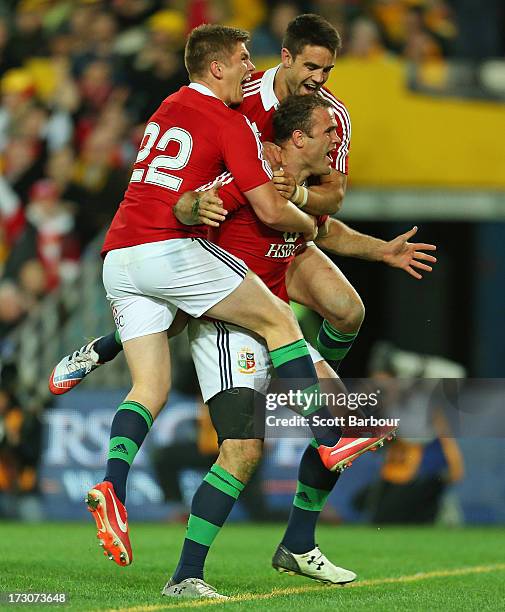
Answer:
[{"xmin": 291, "ymin": 184, "xmax": 309, "ymax": 208}]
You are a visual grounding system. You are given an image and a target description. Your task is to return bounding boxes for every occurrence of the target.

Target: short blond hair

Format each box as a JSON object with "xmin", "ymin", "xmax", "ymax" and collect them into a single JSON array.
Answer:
[{"xmin": 185, "ymin": 24, "xmax": 250, "ymax": 79}]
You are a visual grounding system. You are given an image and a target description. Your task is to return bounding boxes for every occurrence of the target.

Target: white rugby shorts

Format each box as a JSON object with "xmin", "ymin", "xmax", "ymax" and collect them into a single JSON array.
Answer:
[
  {"xmin": 103, "ymin": 238, "xmax": 247, "ymax": 342},
  {"xmin": 188, "ymin": 318, "xmax": 324, "ymax": 403}
]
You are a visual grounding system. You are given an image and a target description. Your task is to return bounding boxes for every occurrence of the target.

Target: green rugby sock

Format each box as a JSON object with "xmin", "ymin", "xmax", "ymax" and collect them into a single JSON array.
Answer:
[
  {"xmin": 269, "ymin": 339, "xmax": 342, "ymax": 446},
  {"xmin": 317, "ymin": 320, "xmax": 358, "ymax": 372},
  {"xmin": 282, "ymin": 442, "xmax": 340, "ymax": 553},
  {"xmin": 104, "ymin": 401, "xmax": 153, "ymax": 504},
  {"xmin": 172, "ymin": 464, "xmax": 245, "ymax": 582}
]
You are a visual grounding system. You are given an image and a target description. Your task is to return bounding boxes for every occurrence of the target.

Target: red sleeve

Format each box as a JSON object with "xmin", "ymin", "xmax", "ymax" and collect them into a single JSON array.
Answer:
[
  {"xmin": 221, "ymin": 114, "xmax": 272, "ymax": 193},
  {"xmin": 218, "ymin": 179, "xmax": 247, "ymax": 214},
  {"xmin": 317, "ymin": 215, "xmax": 329, "ymax": 227}
]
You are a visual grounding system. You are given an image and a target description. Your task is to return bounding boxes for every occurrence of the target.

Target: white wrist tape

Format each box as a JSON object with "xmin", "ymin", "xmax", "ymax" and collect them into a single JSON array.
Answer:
[{"xmin": 291, "ymin": 184, "xmax": 309, "ymax": 208}]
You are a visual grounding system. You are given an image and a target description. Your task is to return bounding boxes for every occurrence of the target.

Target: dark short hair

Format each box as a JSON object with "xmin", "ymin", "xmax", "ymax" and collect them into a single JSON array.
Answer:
[
  {"xmin": 185, "ymin": 24, "xmax": 250, "ymax": 79},
  {"xmin": 282, "ymin": 14, "xmax": 341, "ymax": 59},
  {"xmin": 273, "ymin": 94, "xmax": 333, "ymax": 145}
]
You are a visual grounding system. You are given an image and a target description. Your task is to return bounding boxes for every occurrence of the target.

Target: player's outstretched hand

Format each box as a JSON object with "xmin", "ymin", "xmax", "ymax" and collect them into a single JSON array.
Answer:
[
  {"xmin": 382, "ymin": 226, "xmax": 437, "ymax": 279},
  {"xmin": 273, "ymin": 169, "xmax": 297, "ymax": 200},
  {"xmin": 173, "ymin": 184, "xmax": 227, "ymax": 227}
]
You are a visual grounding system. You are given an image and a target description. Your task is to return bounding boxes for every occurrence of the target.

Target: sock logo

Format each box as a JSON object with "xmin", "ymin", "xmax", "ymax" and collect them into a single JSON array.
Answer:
[
  {"xmin": 111, "ymin": 443, "xmax": 128, "ymax": 455},
  {"xmin": 296, "ymin": 491, "xmax": 312, "ymax": 505}
]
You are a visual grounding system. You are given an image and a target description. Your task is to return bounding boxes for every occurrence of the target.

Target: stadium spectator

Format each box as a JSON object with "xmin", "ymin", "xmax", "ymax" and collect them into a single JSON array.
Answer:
[
  {"xmin": 180, "ymin": 0, "xmax": 265, "ymax": 32},
  {"xmin": 111, "ymin": 0, "xmax": 160, "ymax": 30},
  {"xmin": 76, "ymin": 59, "xmax": 117, "ymax": 131},
  {"xmin": 45, "ymin": 147, "xmax": 88, "ymax": 213},
  {"xmin": 71, "ymin": 9, "xmax": 120, "ymax": 76},
  {"xmin": 353, "ymin": 342, "xmax": 465, "ymax": 524},
  {"xmin": 1, "ymin": 136, "xmax": 45, "ymax": 207},
  {"xmin": 0, "ymin": 176, "xmax": 25, "ymax": 260},
  {"xmin": 0, "ymin": 68, "xmax": 36, "ymax": 146},
  {"xmin": 124, "ymin": 10, "xmax": 188, "ymax": 120},
  {"xmin": 17, "ymin": 259, "xmax": 47, "ymax": 308},
  {"xmin": 3, "ymin": 178, "xmax": 80, "ymax": 291},
  {"xmin": 250, "ymin": 2, "xmax": 301, "ymax": 57},
  {"xmin": 8, "ymin": 0, "xmax": 49, "ymax": 66},
  {"xmin": 370, "ymin": 0, "xmax": 456, "ymax": 59},
  {"xmin": 0, "ymin": 387, "xmax": 44, "ymax": 521},
  {"xmin": 0, "ymin": 17, "xmax": 16, "ymax": 75},
  {"xmin": 72, "ymin": 128, "xmax": 130, "ymax": 245},
  {"xmin": 347, "ymin": 17, "xmax": 388, "ymax": 59},
  {"xmin": 0, "ymin": 281, "xmax": 27, "ymax": 338}
]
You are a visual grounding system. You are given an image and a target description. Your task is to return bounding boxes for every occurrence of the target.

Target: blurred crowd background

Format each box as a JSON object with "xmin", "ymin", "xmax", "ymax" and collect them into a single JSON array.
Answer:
[
  {"xmin": 1, "ymin": 0, "xmax": 504, "ymax": 327},
  {"xmin": 1, "ymin": 0, "xmax": 504, "ymax": 524}
]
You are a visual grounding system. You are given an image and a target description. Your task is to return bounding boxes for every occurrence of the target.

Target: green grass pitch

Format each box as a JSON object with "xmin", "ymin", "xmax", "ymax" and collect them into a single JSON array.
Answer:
[{"xmin": 0, "ymin": 523, "xmax": 504, "ymax": 611}]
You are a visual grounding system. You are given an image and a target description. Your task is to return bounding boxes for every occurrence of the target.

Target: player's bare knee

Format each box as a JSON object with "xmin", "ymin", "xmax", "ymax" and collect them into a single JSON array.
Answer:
[
  {"xmin": 218, "ymin": 439, "xmax": 263, "ymax": 483},
  {"xmin": 248, "ymin": 295, "xmax": 299, "ymax": 341},
  {"xmin": 129, "ymin": 381, "xmax": 170, "ymax": 416},
  {"xmin": 346, "ymin": 295, "xmax": 365, "ymax": 330},
  {"xmin": 326, "ymin": 292, "xmax": 365, "ymax": 334},
  {"xmin": 269, "ymin": 299, "xmax": 300, "ymax": 335}
]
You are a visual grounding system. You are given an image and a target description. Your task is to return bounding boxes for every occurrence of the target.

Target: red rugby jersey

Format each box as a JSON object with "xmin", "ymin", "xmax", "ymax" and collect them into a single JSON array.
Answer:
[
  {"xmin": 239, "ymin": 66, "xmax": 351, "ymax": 175},
  {"xmin": 209, "ymin": 179, "xmax": 328, "ymax": 302},
  {"xmin": 102, "ymin": 84, "xmax": 271, "ymax": 254}
]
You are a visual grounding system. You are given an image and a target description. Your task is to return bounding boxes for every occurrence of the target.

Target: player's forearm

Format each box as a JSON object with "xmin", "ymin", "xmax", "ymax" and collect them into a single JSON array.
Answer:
[
  {"xmin": 263, "ymin": 200, "xmax": 315, "ymax": 234},
  {"xmin": 246, "ymin": 182, "xmax": 315, "ymax": 234},
  {"xmin": 315, "ymin": 219, "xmax": 387, "ymax": 261},
  {"xmin": 173, "ymin": 191, "xmax": 200, "ymax": 225},
  {"xmin": 302, "ymin": 181, "xmax": 345, "ymax": 216}
]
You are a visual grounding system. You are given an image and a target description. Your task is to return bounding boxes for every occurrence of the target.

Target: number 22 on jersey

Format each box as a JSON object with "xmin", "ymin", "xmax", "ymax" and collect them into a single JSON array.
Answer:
[{"xmin": 130, "ymin": 121, "xmax": 193, "ymax": 191}]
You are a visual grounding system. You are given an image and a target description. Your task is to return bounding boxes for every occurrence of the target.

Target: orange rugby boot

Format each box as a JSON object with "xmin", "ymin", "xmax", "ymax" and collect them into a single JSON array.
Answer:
[{"xmin": 85, "ymin": 481, "xmax": 132, "ymax": 566}]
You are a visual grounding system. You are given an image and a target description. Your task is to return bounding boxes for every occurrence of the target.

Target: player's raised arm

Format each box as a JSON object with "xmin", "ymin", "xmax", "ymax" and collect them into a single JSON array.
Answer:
[{"xmin": 316, "ymin": 220, "xmax": 437, "ymax": 279}]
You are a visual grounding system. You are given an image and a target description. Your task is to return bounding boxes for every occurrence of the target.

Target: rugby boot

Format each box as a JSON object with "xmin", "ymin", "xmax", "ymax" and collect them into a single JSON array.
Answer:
[
  {"xmin": 161, "ymin": 578, "xmax": 228, "ymax": 599},
  {"xmin": 49, "ymin": 338, "xmax": 102, "ymax": 395},
  {"xmin": 272, "ymin": 544, "xmax": 356, "ymax": 585},
  {"xmin": 86, "ymin": 481, "xmax": 132, "ymax": 566}
]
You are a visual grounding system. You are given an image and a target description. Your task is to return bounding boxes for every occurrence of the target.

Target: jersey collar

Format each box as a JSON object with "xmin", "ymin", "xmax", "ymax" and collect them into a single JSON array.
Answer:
[
  {"xmin": 189, "ymin": 82, "xmax": 221, "ymax": 100},
  {"xmin": 260, "ymin": 65, "xmax": 280, "ymax": 111}
]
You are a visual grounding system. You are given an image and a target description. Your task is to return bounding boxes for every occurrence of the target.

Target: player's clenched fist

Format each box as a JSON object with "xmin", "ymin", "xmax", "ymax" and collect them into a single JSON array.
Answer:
[{"xmin": 173, "ymin": 183, "xmax": 228, "ymax": 227}]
